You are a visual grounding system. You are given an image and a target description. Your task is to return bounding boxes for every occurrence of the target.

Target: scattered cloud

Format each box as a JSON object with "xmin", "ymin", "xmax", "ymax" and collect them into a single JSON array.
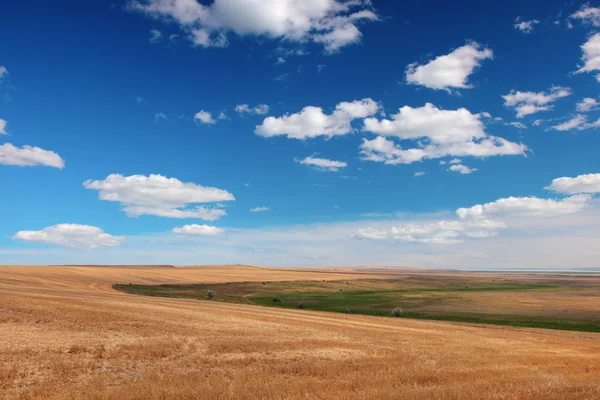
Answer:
[
  {"xmin": 13, "ymin": 224, "xmax": 124, "ymax": 248},
  {"xmin": 149, "ymin": 29, "xmax": 162, "ymax": 43},
  {"xmin": 570, "ymin": 5, "xmax": 600, "ymax": 27},
  {"xmin": 457, "ymin": 194, "xmax": 591, "ymax": 219},
  {"xmin": 414, "ymin": 171, "xmax": 425, "ymax": 177},
  {"xmin": 514, "ymin": 19, "xmax": 540, "ymax": 33},
  {"xmin": 218, "ymin": 111, "xmax": 229, "ymax": 120},
  {"xmin": 154, "ymin": 112, "xmax": 168, "ymax": 123},
  {"xmin": 297, "ymin": 156, "xmax": 347, "ymax": 172},
  {"xmin": 405, "ymin": 42, "xmax": 493, "ymax": 91},
  {"xmin": 353, "ymin": 218, "xmax": 506, "ymax": 244},
  {"xmin": 317, "ymin": 64, "xmax": 326, "ymax": 73},
  {"xmin": 83, "ymin": 174, "xmax": 234, "ymax": 220},
  {"xmin": 250, "ymin": 206, "xmax": 269, "ymax": 212},
  {"xmin": 128, "ymin": 0, "xmax": 379, "ymax": 53},
  {"xmin": 360, "ymin": 103, "xmax": 526, "ymax": 164},
  {"xmin": 575, "ymin": 33, "xmax": 600, "ymax": 80},
  {"xmin": 0, "ymin": 66, "xmax": 7, "ymax": 78},
  {"xmin": 533, "ymin": 119, "xmax": 543, "ymax": 126},
  {"xmin": 0, "ymin": 143, "xmax": 65, "ymax": 168},
  {"xmin": 551, "ymin": 114, "xmax": 587, "ymax": 131},
  {"xmin": 508, "ymin": 122, "xmax": 528, "ymax": 129},
  {"xmin": 502, "ymin": 86, "xmax": 571, "ymax": 118},
  {"xmin": 0, "ymin": 119, "xmax": 7, "ymax": 135},
  {"xmin": 576, "ymin": 97, "xmax": 599, "ymax": 112},
  {"xmin": 194, "ymin": 110, "xmax": 216, "ymax": 124},
  {"xmin": 448, "ymin": 164, "xmax": 477, "ymax": 174},
  {"xmin": 235, "ymin": 104, "xmax": 270, "ymax": 115},
  {"xmin": 275, "ymin": 57, "xmax": 285, "ymax": 65},
  {"xmin": 274, "ymin": 73, "xmax": 290, "ymax": 81},
  {"xmin": 545, "ymin": 173, "xmax": 600, "ymax": 194},
  {"xmin": 256, "ymin": 98, "xmax": 378, "ymax": 139},
  {"xmin": 172, "ymin": 224, "xmax": 225, "ymax": 236}
]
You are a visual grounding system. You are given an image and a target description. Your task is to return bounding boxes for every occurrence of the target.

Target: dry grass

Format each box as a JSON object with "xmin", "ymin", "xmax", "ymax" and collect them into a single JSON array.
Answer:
[{"xmin": 0, "ymin": 265, "xmax": 599, "ymax": 399}]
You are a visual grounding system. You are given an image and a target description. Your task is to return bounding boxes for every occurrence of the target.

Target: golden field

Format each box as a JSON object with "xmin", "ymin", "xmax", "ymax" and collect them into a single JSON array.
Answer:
[{"xmin": 1, "ymin": 265, "xmax": 599, "ymax": 399}]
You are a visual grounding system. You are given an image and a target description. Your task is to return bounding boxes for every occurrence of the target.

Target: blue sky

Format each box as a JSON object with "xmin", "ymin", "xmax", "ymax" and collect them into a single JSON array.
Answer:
[{"xmin": 1, "ymin": 0, "xmax": 600, "ymax": 268}]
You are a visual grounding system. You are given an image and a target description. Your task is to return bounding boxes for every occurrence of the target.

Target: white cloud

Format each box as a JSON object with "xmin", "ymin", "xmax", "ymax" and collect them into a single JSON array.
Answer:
[
  {"xmin": 297, "ymin": 156, "xmax": 347, "ymax": 171},
  {"xmin": 360, "ymin": 103, "xmax": 526, "ymax": 164},
  {"xmin": 154, "ymin": 112, "xmax": 168, "ymax": 123},
  {"xmin": 128, "ymin": 0, "xmax": 378, "ymax": 53},
  {"xmin": 575, "ymin": 33, "xmax": 600, "ymax": 80},
  {"xmin": 83, "ymin": 174, "xmax": 234, "ymax": 220},
  {"xmin": 570, "ymin": 5, "xmax": 600, "ymax": 27},
  {"xmin": 256, "ymin": 98, "xmax": 378, "ymax": 139},
  {"xmin": 551, "ymin": 114, "xmax": 587, "ymax": 131},
  {"xmin": 172, "ymin": 224, "xmax": 225, "ymax": 236},
  {"xmin": 448, "ymin": 164, "xmax": 477, "ymax": 174},
  {"xmin": 508, "ymin": 122, "xmax": 527, "ymax": 129},
  {"xmin": 449, "ymin": 158, "xmax": 461, "ymax": 164},
  {"xmin": 405, "ymin": 42, "xmax": 493, "ymax": 91},
  {"xmin": 576, "ymin": 97, "xmax": 599, "ymax": 112},
  {"xmin": 0, "ymin": 119, "xmax": 7, "ymax": 135},
  {"xmin": 457, "ymin": 195, "xmax": 591, "ymax": 219},
  {"xmin": 353, "ymin": 218, "xmax": 506, "ymax": 244},
  {"xmin": 275, "ymin": 57, "xmax": 285, "ymax": 65},
  {"xmin": 218, "ymin": 111, "xmax": 229, "ymax": 120},
  {"xmin": 414, "ymin": 171, "xmax": 425, "ymax": 177},
  {"xmin": 502, "ymin": 86, "xmax": 571, "ymax": 118},
  {"xmin": 149, "ymin": 29, "xmax": 163, "ymax": 43},
  {"xmin": 235, "ymin": 104, "xmax": 270, "ymax": 115},
  {"xmin": 194, "ymin": 110, "xmax": 216, "ymax": 124},
  {"xmin": 0, "ymin": 66, "xmax": 7, "ymax": 78},
  {"xmin": 514, "ymin": 19, "xmax": 539, "ymax": 33},
  {"xmin": 13, "ymin": 224, "xmax": 124, "ymax": 248},
  {"xmin": 545, "ymin": 173, "xmax": 600, "ymax": 194},
  {"xmin": 0, "ymin": 143, "xmax": 65, "ymax": 168},
  {"xmin": 250, "ymin": 206, "xmax": 269, "ymax": 212},
  {"xmin": 533, "ymin": 119, "xmax": 543, "ymax": 126}
]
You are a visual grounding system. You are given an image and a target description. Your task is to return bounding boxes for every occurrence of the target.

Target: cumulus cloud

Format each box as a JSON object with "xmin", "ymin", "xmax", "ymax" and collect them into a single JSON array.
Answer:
[
  {"xmin": 551, "ymin": 114, "xmax": 588, "ymax": 131},
  {"xmin": 414, "ymin": 171, "xmax": 425, "ymax": 177},
  {"xmin": 250, "ymin": 206, "xmax": 269, "ymax": 212},
  {"xmin": 0, "ymin": 143, "xmax": 65, "ymax": 168},
  {"xmin": 297, "ymin": 156, "xmax": 347, "ymax": 171},
  {"xmin": 149, "ymin": 29, "xmax": 163, "ymax": 43},
  {"xmin": 256, "ymin": 98, "xmax": 378, "ymax": 139},
  {"xmin": 448, "ymin": 164, "xmax": 477, "ymax": 174},
  {"xmin": 576, "ymin": 97, "xmax": 599, "ymax": 112},
  {"xmin": 83, "ymin": 174, "xmax": 234, "ymax": 220},
  {"xmin": 128, "ymin": 0, "xmax": 378, "ymax": 53},
  {"xmin": 360, "ymin": 103, "xmax": 526, "ymax": 164},
  {"xmin": 154, "ymin": 112, "xmax": 168, "ymax": 123},
  {"xmin": 0, "ymin": 119, "xmax": 7, "ymax": 135},
  {"xmin": 194, "ymin": 110, "xmax": 216, "ymax": 124},
  {"xmin": 514, "ymin": 19, "xmax": 539, "ymax": 33},
  {"xmin": 502, "ymin": 86, "xmax": 571, "ymax": 118},
  {"xmin": 353, "ymin": 218, "xmax": 506, "ymax": 244},
  {"xmin": 405, "ymin": 42, "xmax": 493, "ymax": 91},
  {"xmin": 508, "ymin": 122, "xmax": 527, "ymax": 129},
  {"xmin": 172, "ymin": 224, "xmax": 225, "ymax": 236},
  {"xmin": 235, "ymin": 104, "xmax": 270, "ymax": 115},
  {"xmin": 457, "ymin": 195, "xmax": 591, "ymax": 219},
  {"xmin": 545, "ymin": 173, "xmax": 600, "ymax": 194},
  {"xmin": 13, "ymin": 224, "xmax": 124, "ymax": 248},
  {"xmin": 575, "ymin": 33, "xmax": 600, "ymax": 80},
  {"xmin": 0, "ymin": 66, "xmax": 7, "ymax": 78},
  {"xmin": 570, "ymin": 5, "xmax": 600, "ymax": 27}
]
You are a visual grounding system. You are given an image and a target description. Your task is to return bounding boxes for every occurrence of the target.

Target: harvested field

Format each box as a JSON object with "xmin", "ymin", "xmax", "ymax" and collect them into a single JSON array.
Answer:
[{"xmin": 1, "ymin": 265, "xmax": 599, "ymax": 399}]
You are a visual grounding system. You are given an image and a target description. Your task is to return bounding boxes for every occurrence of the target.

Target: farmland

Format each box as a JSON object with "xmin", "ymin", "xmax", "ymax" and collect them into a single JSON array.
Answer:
[{"xmin": 1, "ymin": 265, "xmax": 600, "ymax": 399}]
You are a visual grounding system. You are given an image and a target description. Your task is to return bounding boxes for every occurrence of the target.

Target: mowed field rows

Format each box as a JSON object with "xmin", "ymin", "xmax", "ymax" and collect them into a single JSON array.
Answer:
[{"xmin": 1, "ymin": 265, "xmax": 599, "ymax": 399}]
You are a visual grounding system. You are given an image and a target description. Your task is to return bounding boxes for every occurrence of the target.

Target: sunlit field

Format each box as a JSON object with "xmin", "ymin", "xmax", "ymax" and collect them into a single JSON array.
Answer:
[{"xmin": 1, "ymin": 265, "xmax": 599, "ymax": 399}]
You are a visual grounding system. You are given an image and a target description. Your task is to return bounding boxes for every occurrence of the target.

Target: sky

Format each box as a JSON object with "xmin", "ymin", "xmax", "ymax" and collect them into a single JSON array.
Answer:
[{"xmin": 1, "ymin": 0, "xmax": 600, "ymax": 269}]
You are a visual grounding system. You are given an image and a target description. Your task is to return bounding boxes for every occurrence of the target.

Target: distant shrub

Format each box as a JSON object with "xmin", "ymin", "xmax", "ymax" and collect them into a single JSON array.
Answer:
[
  {"xmin": 392, "ymin": 307, "xmax": 403, "ymax": 317},
  {"xmin": 207, "ymin": 290, "xmax": 216, "ymax": 299},
  {"xmin": 262, "ymin": 282, "xmax": 267, "ymax": 285},
  {"xmin": 339, "ymin": 288, "xmax": 344, "ymax": 292},
  {"xmin": 297, "ymin": 301, "xmax": 304, "ymax": 309},
  {"xmin": 344, "ymin": 309, "xmax": 350, "ymax": 314},
  {"xmin": 272, "ymin": 298, "xmax": 281, "ymax": 303}
]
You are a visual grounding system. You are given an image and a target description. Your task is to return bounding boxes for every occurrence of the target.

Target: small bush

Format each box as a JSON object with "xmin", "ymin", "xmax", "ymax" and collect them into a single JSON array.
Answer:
[
  {"xmin": 207, "ymin": 290, "xmax": 216, "ymax": 299},
  {"xmin": 344, "ymin": 309, "xmax": 350, "ymax": 314},
  {"xmin": 297, "ymin": 301, "xmax": 304, "ymax": 309},
  {"xmin": 392, "ymin": 307, "xmax": 403, "ymax": 317},
  {"xmin": 272, "ymin": 298, "xmax": 281, "ymax": 303},
  {"xmin": 339, "ymin": 288, "xmax": 344, "ymax": 292},
  {"xmin": 262, "ymin": 282, "xmax": 267, "ymax": 285}
]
